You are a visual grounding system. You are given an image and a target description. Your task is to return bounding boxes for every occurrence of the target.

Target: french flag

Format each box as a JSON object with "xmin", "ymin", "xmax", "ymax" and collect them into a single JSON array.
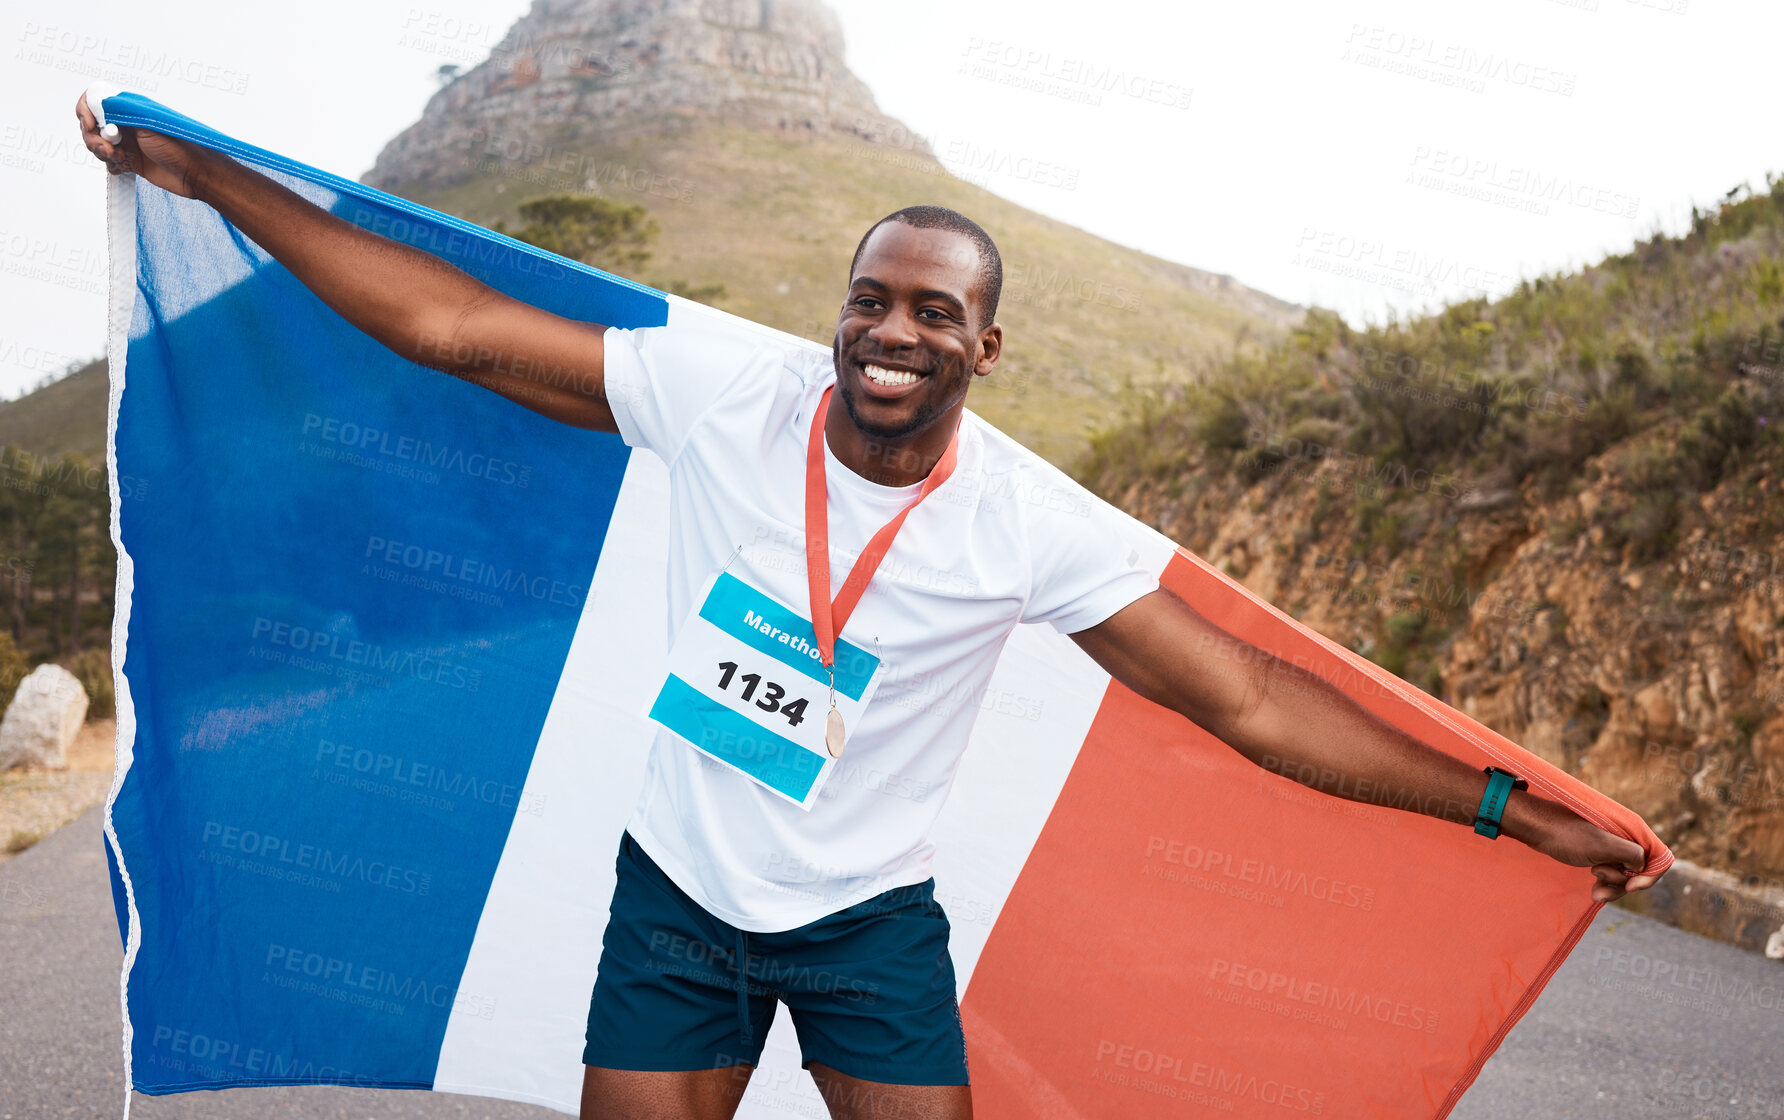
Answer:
[{"xmin": 94, "ymin": 90, "xmax": 1671, "ymax": 1118}]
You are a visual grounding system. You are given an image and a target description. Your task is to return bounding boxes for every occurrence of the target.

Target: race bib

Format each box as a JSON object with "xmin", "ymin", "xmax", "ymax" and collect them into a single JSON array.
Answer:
[{"xmin": 648, "ymin": 570, "xmax": 881, "ymax": 809}]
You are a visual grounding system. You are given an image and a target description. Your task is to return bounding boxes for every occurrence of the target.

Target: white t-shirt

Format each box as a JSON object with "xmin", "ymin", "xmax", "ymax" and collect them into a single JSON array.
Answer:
[{"xmin": 604, "ymin": 323, "xmax": 1158, "ymax": 931}]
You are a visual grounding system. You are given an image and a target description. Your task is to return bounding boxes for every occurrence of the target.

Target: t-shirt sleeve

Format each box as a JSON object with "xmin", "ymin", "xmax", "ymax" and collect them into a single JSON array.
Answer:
[
  {"xmin": 1019, "ymin": 471, "xmax": 1162, "ymax": 634},
  {"xmin": 602, "ymin": 324, "xmax": 771, "ymax": 461}
]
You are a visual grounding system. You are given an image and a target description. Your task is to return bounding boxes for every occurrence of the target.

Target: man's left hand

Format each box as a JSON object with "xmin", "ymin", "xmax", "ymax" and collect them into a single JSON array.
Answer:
[{"xmin": 1504, "ymin": 791, "xmax": 1662, "ymax": 902}]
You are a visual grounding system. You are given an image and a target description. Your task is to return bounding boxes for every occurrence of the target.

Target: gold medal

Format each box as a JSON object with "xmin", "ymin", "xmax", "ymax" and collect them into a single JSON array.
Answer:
[{"xmin": 825, "ymin": 706, "xmax": 846, "ymax": 758}]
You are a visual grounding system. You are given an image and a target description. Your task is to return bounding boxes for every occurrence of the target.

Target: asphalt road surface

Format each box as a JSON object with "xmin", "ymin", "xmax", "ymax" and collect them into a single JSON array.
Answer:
[{"xmin": 3, "ymin": 809, "xmax": 1780, "ymax": 1119}]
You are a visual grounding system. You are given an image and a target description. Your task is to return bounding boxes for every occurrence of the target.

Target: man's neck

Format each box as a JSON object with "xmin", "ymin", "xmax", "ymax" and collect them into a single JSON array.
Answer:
[{"xmin": 824, "ymin": 404, "xmax": 960, "ymax": 489}]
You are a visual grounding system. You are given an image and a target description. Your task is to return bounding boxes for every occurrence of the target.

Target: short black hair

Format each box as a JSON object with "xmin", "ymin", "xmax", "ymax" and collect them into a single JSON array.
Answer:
[{"xmin": 848, "ymin": 206, "xmax": 1003, "ymax": 329}]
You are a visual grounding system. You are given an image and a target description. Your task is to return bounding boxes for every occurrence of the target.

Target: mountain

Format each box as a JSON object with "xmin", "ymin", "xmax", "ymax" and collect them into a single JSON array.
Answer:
[
  {"xmin": 363, "ymin": 0, "xmax": 1301, "ymax": 464},
  {"xmin": 6, "ymin": 0, "xmax": 1777, "ymax": 948},
  {"xmin": 372, "ymin": 0, "xmax": 914, "ymax": 162},
  {"xmin": 3, "ymin": 0, "xmax": 1297, "ymax": 467},
  {"xmin": 1079, "ymin": 182, "xmax": 1784, "ymax": 915},
  {"xmin": 0, "ymin": 359, "xmax": 106, "ymax": 462}
]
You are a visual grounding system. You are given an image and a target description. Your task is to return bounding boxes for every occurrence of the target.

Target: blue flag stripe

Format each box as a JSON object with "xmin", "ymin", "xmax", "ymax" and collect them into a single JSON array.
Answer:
[
  {"xmin": 100, "ymin": 92, "xmax": 665, "ymax": 312},
  {"xmin": 104, "ymin": 93, "xmax": 668, "ymax": 1094}
]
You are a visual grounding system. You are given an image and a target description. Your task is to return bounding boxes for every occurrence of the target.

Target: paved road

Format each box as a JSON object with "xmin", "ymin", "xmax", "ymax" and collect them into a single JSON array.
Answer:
[
  {"xmin": 3, "ymin": 809, "xmax": 1781, "ymax": 1119},
  {"xmin": 0, "ymin": 809, "xmax": 555, "ymax": 1120}
]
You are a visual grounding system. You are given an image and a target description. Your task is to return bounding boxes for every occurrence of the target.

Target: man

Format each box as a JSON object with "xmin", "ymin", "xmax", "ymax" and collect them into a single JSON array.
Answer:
[{"xmin": 78, "ymin": 94, "xmax": 1658, "ymax": 1120}]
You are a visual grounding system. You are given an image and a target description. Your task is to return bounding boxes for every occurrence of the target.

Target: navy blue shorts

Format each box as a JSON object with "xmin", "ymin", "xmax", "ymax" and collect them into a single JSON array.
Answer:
[{"xmin": 582, "ymin": 832, "xmax": 969, "ymax": 1085}]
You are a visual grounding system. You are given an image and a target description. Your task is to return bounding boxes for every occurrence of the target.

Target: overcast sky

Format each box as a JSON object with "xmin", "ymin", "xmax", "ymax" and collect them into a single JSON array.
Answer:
[{"xmin": 2, "ymin": 0, "xmax": 1777, "ymax": 400}]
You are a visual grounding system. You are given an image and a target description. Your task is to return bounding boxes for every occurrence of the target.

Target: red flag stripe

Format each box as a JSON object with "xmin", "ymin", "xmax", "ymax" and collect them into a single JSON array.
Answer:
[{"xmin": 961, "ymin": 549, "xmax": 1669, "ymax": 1118}]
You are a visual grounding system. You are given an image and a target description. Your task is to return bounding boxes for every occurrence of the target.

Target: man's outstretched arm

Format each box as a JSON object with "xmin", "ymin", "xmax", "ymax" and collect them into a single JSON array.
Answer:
[
  {"xmin": 76, "ymin": 92, "xmax": 615, "ymax": 431},
  {"xmin": 1069, "ymin": 587, "xmax": 1662, "ymax": 902}
]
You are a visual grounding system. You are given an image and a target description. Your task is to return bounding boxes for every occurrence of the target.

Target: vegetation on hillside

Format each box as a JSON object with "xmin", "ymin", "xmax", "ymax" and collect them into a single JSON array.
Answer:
[
  {"xmin": 392, "ymin": 124, "xmax": 1297, "ymax": 465},
  {"xmin": 1074, "ymin": 178, "xmax": 1784, "ymax": 887},
  {"xmin": 496, "ymin": 193, "xmax": 731, "ymax": 304},
  {"xmin": 1077, "ymin": 176, "xmax": 1784, "ymax": 704},
  {"xmin": 494, "ymin": 194, "xmax": 661, "ymax": 276},
  {"xmin": 0, "ymin": 115, "xmax": 1299, "ymax": 720},
  {"xmin": 1083, "ymin": 175, "xmax": 1784, "ymax": 557},
  {"xmin": 0, "ymin": 360, "xmax": 107, "ymax": 463},
  {"xmin": 0, "ymin": 444, "xmax": 115, "ymax": 712}
]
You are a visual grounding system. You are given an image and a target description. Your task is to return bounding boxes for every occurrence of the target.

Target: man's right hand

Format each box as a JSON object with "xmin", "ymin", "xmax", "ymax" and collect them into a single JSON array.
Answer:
[
  {"xmin": 73, "ymin": 89, "xmax": 618, "ymax": 433},
  {"xmin": 76, "ymin": 92, "xmax": 205, "ymax": 200}
]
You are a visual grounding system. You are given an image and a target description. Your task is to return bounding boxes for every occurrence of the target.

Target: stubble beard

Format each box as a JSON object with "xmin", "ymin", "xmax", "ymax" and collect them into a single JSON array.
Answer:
[{"xmin": 833, "ymin": 343, "xmax": 968, "ymax": 442}]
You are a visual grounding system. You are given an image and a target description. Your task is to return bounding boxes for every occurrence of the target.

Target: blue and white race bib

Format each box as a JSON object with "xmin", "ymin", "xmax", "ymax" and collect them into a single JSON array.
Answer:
[{"xmin": 648, "ymin": 570, "xmax": 881, "ymax": 809}]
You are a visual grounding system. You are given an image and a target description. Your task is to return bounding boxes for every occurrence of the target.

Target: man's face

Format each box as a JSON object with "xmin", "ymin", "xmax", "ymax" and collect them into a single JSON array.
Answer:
[{"xmin": 833, "ymin": 222, "xmax": 1000, "ymax": 441}]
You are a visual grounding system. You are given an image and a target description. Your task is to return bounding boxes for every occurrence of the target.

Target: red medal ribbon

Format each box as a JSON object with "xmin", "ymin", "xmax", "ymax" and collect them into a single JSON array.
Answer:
[{"xmin": 804, "ymin": 385, "xmax": 961, "ymax": 669}]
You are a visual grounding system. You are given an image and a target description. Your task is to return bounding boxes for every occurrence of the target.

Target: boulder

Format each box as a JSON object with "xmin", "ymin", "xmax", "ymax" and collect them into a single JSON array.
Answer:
[{"xmin": 0, "ymin": 663, "xmax": 89, "ymax": 770}]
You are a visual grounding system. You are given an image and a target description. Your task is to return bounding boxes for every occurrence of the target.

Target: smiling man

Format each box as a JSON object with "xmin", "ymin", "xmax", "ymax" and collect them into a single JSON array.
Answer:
[
  {"xmin": 81, "ymin": 95, "xmax": 1660, "ymax": 1120},
  {"xmin": 827, "ymin": 210, "xmax": 1003, "ymax": 473}
]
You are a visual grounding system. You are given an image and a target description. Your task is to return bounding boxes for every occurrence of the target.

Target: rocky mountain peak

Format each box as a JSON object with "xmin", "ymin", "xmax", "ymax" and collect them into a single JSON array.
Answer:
[{"xmin": 367, "ymin": 0, "xmax": 926, "ymax": 190}]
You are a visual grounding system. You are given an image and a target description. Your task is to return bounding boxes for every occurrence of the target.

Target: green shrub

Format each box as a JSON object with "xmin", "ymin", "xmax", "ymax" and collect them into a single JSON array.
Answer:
[
  {"xmin": 1704, "ymin": 384, "xmax": 1760, "ymax": 450},
  {"xmin": 0, "ymin": 632, "xmax": 26, "ymax": 717},
  {"xmin": 1548, "ymin": 516, "xmax": 1585, "ymax": 546},
  {"xmin": 1077, "ymin": 170, "xmax": 1784, "ymax": 550},
  {"xmin": 68, "ymin": 648, "xmax": 114, "ymax": 721},
  {"xmin": 1581, "ymin": 387, "xmax": 1640, "ymax": 451},
  {"xmin": 1751, "ymin": 258, "xmax": 1784, "ymax": 304},
  {"xmin": 1376, "ymin": 645, "xmax": 1408, "ymax": 677},
  {"xmin": 1622, "ymin": 439, "xmax": 1678, "ymax": 492},
  {"xmin": 1350, "ymin": 490, "xmax": 1407, "ymax": 553},
  {"xmin": 1310, "ymin": 482, "xmax": 1336, "ymax": 535},
  {"xmin": 1385, "ymin": 611, "xmax": 1426, "ymax": 645},
  {"xmin": 1422, "ymin": 662, "xmax": 1444, "ymax": 696},
  {"xmin": 1235, "ymin": 444, "xmax": 1287, "ymax": 483},
  {"xmin": 1193, "ymin": 395, "xmax": 1250, "ymax": 455},
  {"xmin": 1731, "ymin": 704, "xmax": 1763, "ymax": 746},
  {"xmin": 494, "ymin": 194, "xmax": 658, "ymax": 274},
  {"xmin": 1286, "ymin": 416, "xmax": 1347, "ymax": 449},
  {"xmin": 1667, "ymin": 387, "xmax": 1759, "ymax": 490},
  {"xmin": 1612, "ymin": 490, "xmax": 1680, "ymax": 563}
]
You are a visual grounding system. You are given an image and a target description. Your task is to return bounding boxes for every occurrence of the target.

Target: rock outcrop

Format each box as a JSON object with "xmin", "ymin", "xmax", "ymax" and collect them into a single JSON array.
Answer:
[
  {"xmin": 0, "ymin": 664, "xmax": 89, "ymax": 770},
  {"xmin": 1098, "ymin": 425, "xmax": 1784, "ymax": 894},
  {"xmin": 352, "ymin": 0, "xmax": 1301, "ymax": 465},
  {"xmin": 368, "ymin": 0, "xmax": 926, "ymax": 191}
]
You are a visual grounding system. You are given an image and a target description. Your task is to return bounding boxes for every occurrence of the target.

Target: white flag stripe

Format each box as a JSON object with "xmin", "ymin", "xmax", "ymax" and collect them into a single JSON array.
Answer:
[
  {"xmin": 432, "ymin": 453, "xmax": 673, "ymax": 1109},
  {"xmin": 435, "ymin": 296, "xmax": 1180, "ymax": 1113}
]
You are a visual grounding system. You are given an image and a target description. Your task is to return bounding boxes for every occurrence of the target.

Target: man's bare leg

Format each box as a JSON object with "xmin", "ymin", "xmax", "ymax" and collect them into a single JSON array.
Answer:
[
  {"xmin": 807, "ymin": 1062, "xmax": 973, "ymax": 1120},
  {"xmin": 580, "ymin": 1064, "xmax": 755, "ymax": 1120}
]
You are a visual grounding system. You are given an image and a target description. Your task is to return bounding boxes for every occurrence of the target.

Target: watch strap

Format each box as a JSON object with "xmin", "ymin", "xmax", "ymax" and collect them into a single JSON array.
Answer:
[{"xmin": 1474, "ymin": 767, "xmax": 1527, "ymax": 839}]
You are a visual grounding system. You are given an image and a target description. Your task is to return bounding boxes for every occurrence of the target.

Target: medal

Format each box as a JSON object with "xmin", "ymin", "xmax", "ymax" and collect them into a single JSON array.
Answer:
[
  {"xmin": 825, "ymin": 708, "xmax": 846, "ymax": 759},
  {"xmin": 824, "ymin": 664, "xmax": 845, "ymax": 758},
  {"xmin": 804, "ymin": 385, "xmax": 960, "ymax": 761}
]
